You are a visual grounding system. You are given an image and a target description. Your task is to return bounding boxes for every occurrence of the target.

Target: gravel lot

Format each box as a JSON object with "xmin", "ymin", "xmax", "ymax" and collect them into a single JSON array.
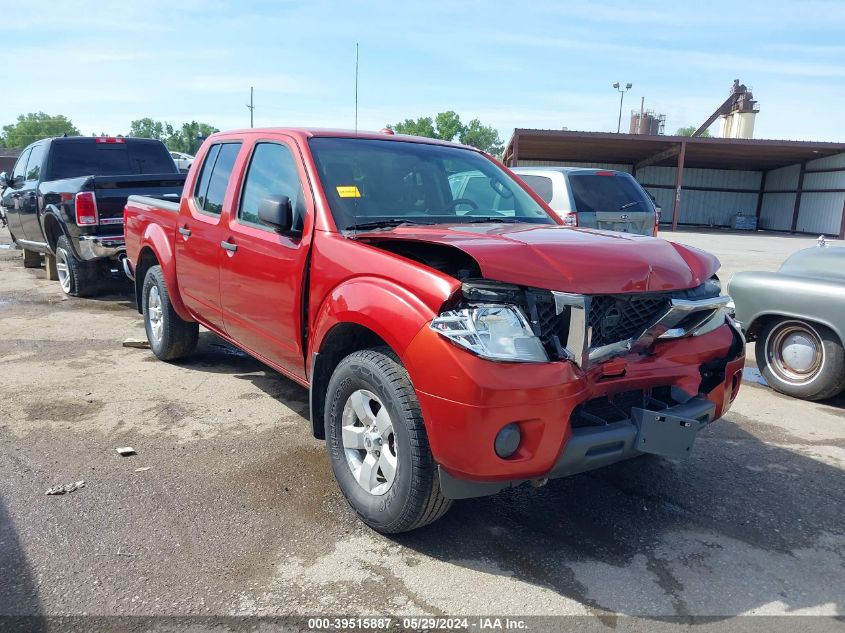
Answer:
[{"xmin": 0, "ymin": 226, "xmax": 843, "ymax": 623}]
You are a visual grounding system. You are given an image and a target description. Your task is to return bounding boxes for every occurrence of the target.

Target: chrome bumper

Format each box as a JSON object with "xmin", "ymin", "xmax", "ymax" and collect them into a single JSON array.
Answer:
[{"xmin": 77, "ymin": 235, "xmax": 125, "ymax": 261}]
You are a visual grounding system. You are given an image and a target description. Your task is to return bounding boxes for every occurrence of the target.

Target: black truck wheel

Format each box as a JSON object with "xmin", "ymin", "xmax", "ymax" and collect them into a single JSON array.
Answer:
[
  {"xmin": 142, "ymin": 265, "xmax": 198, "ymax": 361},
  {"xmin": 757, "ymin": 318, "xmax": 845, "ymax": 401},
  {"xmin": 325, "ymin": 347, "xmax": 452, "ymax": 533},
  {"xmin": 55, "ymin": 235, "xmax": 100, "ymax": 297}
]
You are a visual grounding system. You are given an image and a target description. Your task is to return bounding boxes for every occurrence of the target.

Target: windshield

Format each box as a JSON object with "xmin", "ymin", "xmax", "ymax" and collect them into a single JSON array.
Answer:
[
  {"xmin": 47, "ymin": 141, "xmax": 178, "ymax": 180},
  {"xmin": 567, "ymin": 173, "xmax": 653, "ymax": 214},
  {"xmin": 308, "ymin": 137, "xmax": 554, "ymax": 230}
]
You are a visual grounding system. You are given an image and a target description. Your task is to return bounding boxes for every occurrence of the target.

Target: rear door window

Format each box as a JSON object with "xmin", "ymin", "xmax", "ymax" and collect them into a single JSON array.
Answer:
[
  {"xmin": 194, "ymin": 143, "xmax": 242, "ymax": 216},
  {"xmin": 519, "ymin": 175, "xmax": 554, "ymax": 203},
  {"xmin": 568, "ymin": 173, "xmax": 651, "ymax": 213},
  {"xmin": 25, "ymin": 143, "xmax": 46, "ymax": 181}
]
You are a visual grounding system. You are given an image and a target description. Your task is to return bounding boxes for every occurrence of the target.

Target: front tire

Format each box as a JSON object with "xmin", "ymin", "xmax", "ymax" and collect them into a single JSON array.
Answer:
[
  {"xmin": 55, "ymin": 235, "xmax": 100, "ymax": 297},
  {"xmin": 142, "ymin": 265, "xmax": 198, "ymax": 361},
  {"xmin": 757, "ymin": 318, "xmax": 845, "ymax": 401},
  {"xmin": 325, "ymin": 348, "xmax": 452, "ymax": 533}
]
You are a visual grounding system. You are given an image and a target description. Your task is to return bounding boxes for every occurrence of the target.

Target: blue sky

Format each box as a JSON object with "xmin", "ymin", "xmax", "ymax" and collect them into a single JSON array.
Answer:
[{"xmin": 5, "ymin": 0, "xmax": 845, "ymax": 144}]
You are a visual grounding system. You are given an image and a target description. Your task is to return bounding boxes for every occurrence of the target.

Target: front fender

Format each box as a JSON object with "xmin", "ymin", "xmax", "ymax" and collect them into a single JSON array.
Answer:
[
  {"xmin": 729, "ymin": 271, "xmax": 845, "ymax": 342},
  {"xmin": 138, "ymin": 223, "xmax": 192, "ymax": 322},
  {"xmin": 311, "ymin": 276, "xmax": 440, "ymax": 362}
]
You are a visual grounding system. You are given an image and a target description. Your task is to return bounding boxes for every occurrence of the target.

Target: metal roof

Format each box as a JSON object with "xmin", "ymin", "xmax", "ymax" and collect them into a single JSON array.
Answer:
[{"xmin": 504, "ymin": 129, "xmax": 845, "ymax": 171}]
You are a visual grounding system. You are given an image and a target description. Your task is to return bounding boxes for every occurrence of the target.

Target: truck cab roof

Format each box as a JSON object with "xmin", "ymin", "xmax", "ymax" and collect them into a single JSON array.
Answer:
[{"xmin": 206, "ymin": 128, "xmax": 481, "ymax": 151}]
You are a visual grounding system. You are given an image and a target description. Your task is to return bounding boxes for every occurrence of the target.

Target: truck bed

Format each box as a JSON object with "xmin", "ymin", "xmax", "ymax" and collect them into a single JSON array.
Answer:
[
  {"xmin": 124, "ymin": 195, "xmax": 180, "ymax": 270},
  {"xmin": 42, "ymin": 174, "xmax": 185, "ymax": 226}
]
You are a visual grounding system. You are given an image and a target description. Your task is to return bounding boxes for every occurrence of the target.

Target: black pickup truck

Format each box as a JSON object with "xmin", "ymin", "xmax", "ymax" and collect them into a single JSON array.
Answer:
[{"xmin": 0, "ymin": 136, "xmax": 186, "ymax": 296}]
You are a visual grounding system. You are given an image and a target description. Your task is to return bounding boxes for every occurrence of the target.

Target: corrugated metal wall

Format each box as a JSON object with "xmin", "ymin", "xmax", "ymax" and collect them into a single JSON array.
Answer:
[
  {"xmin": 637, "ymin": 167, "xmax": 760, "ymax": 227},
  {"xmin": 759, "ymin": 193, "xmax": 796, "ymax": 231},
  {"xmin": 806, "ymin": 153, "xmax": 845, "ymax": 170},
  {"xmin": 758, "ymin": 155, "xmax": 845, "ymax": 234},
  {"xmin": 797, "ymin": 192, "xmax": 845, "ymax": 234},
  {"xmin": 763, "ymin": 164, "xmax": 800, "ymax": 191},
  {"xmin": 759, "ymin": 165, "xmax": 800, "ymax": 230},
  {"xmin": 514, "ymin": 152, "xmax": 845, "ymax": 237}
]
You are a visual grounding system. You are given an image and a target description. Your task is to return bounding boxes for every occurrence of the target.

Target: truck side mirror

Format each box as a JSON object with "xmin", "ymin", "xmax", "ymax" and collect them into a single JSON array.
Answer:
[{"xmin": 258, "ymin": 195, "xmax": 294, "ymax": 234}]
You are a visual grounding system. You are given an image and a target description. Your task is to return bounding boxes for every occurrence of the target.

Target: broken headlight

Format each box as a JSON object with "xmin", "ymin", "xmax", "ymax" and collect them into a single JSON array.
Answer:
[{"xmin": 430, "ymin": 305, "xmax": 549, "ymax": 363}]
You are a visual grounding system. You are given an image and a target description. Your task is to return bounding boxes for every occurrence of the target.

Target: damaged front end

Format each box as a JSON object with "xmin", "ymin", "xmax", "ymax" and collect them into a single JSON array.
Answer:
[
  {"xmin": 431, "ymin": 278, "xmax": 737, "ymax": 371},
  {"xmin": 423, "ymin": 277, "xmax": 745, "ymax": 499}
]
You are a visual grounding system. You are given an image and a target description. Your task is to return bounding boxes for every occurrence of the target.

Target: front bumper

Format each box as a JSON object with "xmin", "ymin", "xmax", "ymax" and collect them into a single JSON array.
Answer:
[
  {"xmin": 77, "ymin": 234, "xmax": 125, "ymax": 261},
  {"xmin": 404, "ymin": 319, "xmax": 745, "ymax": 499},
  {"xmin": 438, "ymin": 395, "xmax": 716, "ymax": 499}
]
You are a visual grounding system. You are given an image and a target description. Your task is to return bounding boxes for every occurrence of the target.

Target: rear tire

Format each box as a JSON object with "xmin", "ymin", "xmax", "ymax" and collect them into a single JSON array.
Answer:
[
  {"xmin": 142, "ymin": 265, "xmax": 198, "ymax": 361},
  {"xmin": 22, "ymin": 248, "xmax": 41, "ymax": 268},
  {"xmin": 757, "ymin": 318, "xmax": 845, "ymax": 401},
  {"xmin": 325, "ymin": 347, "xmax": 452, "ymax": 533},
  {"xmin": 55, "ymin": 235, "xmax": 100, "ymax": 297}
]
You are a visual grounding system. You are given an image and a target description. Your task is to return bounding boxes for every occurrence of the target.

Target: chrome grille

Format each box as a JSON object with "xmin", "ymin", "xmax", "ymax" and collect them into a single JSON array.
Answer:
[
  {"xmin": 588, "ymin": 296, "xmax": 670, "ymax": 348},
  {"xmin": 526, "ymin": 291, "xmax": 563, "ymax": 350},
  {"xmin": 526, "ymin": 284, "xmax": 724, "ymax": 363}
]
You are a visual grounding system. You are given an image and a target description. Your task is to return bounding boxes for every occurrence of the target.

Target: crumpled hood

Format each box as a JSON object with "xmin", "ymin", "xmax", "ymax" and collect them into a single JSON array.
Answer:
[{"xmin": 358, "ymin": 224, "xmax": 720, "ymax": 294}]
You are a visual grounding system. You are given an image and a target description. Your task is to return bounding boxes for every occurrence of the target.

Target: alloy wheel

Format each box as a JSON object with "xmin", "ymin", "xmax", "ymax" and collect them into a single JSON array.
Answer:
[
  {"xmin": 56, "ymin": 248, "xmax": 71, "ymax": 294},
  {"xmin": 147, "ymin": 285, "xmax": 164, "ymax": 345},
  {"xmin": 341, "ymin": 389, "xmax": 398, "ymax": 496}
]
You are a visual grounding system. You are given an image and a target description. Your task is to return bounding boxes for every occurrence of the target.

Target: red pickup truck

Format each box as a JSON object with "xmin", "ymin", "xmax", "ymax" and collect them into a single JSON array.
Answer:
[{"xmin": 124, "ymin": 128, "xmax": 745, "ymax": 533}]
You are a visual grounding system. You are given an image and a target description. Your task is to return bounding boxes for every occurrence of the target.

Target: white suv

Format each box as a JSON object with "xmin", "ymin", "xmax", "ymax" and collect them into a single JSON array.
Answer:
[{"xmin": 510, "ymin": 166, "xmax": 659, "ymax": 236}]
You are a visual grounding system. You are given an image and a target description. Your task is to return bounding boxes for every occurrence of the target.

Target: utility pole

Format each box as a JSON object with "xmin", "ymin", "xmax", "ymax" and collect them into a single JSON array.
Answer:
[
  {"xmin": 354, "ymin": 43, "xmax": 359, "ymax": 133},
  {"xmin": 247, "ymin": 86, "xmax": 255, "ymax": 128},
  {"xmin": 638, "ymin": 96, "xmax": 645, "ymax": 134}
]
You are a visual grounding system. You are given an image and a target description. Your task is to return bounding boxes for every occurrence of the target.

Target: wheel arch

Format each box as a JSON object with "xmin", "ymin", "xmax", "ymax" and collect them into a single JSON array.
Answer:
[
  {"xmin": 41, "ymin": 205, "xmax": 68, "ymax": 254},
  {"xmin": 134, "ymin": 246, "xmax": 159, "ymax": 314},
  {"xmin": 309, "ymin": 322, "xmax": 392, "ymax": 439},
  {"xmin": 745, "ymin": 311, "xmax": 843, "ymax": 346},
  {"xmin": 307, "ymin": 277, "xmax": 438, "ymax": 440},
  {"xmin": 133, "ymin": 225, "xmax": 192, "ymax": 321}
]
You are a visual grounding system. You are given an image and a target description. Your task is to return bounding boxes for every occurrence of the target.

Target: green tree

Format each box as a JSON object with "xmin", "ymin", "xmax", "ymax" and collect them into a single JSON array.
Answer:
[
  {"xmin": 390, "ymin": 117, "xmax": 436, "ymax": 138},
  {"xmin": 1, "ymin": 112, "xmax": 80, "ymax": 148},
  {"xmin": 676, "ymin": 125, "xmax": 711, "ymax": 138},
  {"xmin": 167, "ymin": 121, "xmax": 219, "ymax": 154},
  {"xmin": 459, "ymin": 118, "xmax": 504, "ymax": 156},
  {"xmin": 388, "ymin": 111, "xmax": 504, "ymax": 156},
  {"xmin": 434, "ymin": 110, "xmax": 463, "ymax": 142},
  {"xmin": 129, "ymin": 118, "xmax": 174, "ymax": 142}
]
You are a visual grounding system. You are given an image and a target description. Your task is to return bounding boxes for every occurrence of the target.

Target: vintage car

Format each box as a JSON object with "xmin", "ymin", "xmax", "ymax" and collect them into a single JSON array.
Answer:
[{"xmin": 728, "ymin": 240, "xmax": 845, "ymax": 401}]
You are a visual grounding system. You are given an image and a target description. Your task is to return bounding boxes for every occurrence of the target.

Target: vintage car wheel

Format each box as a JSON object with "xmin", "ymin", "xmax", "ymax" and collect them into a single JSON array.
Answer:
[
  {"xmin": 757, "ymin": 319, "xmax": 845, "ymax": 401},
  {"xmin": 325, "ymin": 347, "xmax": 452, "ymax": 533}
]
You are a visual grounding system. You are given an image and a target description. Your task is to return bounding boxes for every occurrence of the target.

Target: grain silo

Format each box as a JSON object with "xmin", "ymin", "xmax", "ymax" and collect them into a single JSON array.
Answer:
[{"xmin": 629, "ymin": 110, "xmax": 666, "ymax": 135}]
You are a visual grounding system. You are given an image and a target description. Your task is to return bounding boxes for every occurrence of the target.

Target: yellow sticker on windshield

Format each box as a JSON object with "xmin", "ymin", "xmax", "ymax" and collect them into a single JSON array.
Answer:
[{"xmin": 336, "ymin": 185, "xmax": 361, "ymax": 198}]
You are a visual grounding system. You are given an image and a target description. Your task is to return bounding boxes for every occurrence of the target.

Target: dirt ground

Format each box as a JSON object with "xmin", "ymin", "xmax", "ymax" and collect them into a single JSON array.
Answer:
[{"xmin": 0, "ymin": 226, "xmax": 843, "ymax": 624}]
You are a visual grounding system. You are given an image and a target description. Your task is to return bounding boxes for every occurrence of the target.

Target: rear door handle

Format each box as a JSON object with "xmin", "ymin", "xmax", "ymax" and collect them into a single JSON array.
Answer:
[
  {"xmin": 220, "ymin": 240, "xmax": 237, "ymax": 253},
  {"xmin": 178, "ymin": 226, "xmax": 191, "ymax": 237}
]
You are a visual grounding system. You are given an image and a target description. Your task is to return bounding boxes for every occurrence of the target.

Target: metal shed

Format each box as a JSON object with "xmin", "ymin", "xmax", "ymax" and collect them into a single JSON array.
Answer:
[{"xmin": 503, "ymin": 130, "xmax": 845, "ymax": 239}]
